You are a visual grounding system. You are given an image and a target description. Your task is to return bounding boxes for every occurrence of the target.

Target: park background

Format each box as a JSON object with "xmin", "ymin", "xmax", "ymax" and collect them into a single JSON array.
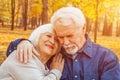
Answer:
[{"xmin": 0, "ymin": 0, "xmax": 120, "ymax": 64}]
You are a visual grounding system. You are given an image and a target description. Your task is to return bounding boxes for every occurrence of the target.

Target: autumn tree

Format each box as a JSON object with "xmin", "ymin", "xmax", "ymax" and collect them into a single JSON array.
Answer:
[
  {"xmin": 0, "ymin": 2, "xmax": 4, "ymax": 27},
  {"xmin": 11, "ymin": 0, "xmax": 15, "ymax": 30},
  {"xmin": 102, "ymin": 14, "xmax": 112, "ymax": 36},
  {"xmin": 115, "ymin": 2, "xmax": 120, "ymax": 37},
  {"xmin": 116, "ymin": 11, "xmax": 120, "ymax": 37},
  {"xmin": 1, "ymin": 0, "xmax": 120, "ymax": 33},
  {"xmin": 102, "ymin": 14, "xmax": 108, "ymax": 35},
  {"xmin": 94, "ymin": 0, "xmax": 99, "ymax": 42},
  {"xmin": 102, "ymin": 1, "xmax": 118, "ymax": 36},
  {"xmin": 21, "ymin": 0, "xmax": 28, "ymax": 31},
  {"xmin": 0, "ymin": 0, "xmax": 10, "ymax": 27},
  {"xmin": 15, "ymin": 0, "xmax": 22, "ymax": 27},
  {"xmin": 41, "ymin": 0, "xmax": 48, "ymax": 24},
  {"xmin": 116, "ymin": 23, "xmax": 120, "ymax": 37},
  {"xmin": 29, "ymin": 0, "xmax": 42, "ymax": 28}
]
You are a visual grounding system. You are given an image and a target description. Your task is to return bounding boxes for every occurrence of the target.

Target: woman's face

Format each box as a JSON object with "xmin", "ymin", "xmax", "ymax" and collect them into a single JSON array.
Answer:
[{"xmin": 37, "ymin": 32, "xmax": 59, "ymax": 56}]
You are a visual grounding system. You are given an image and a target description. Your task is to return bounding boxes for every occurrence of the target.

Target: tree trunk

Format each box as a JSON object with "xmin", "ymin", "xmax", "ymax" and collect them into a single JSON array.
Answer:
[
  {"xmin": 94, "ymin": 0, "xmax": 98, "ymax": 43},
  {"xmin": 16, "ymin": 1, "xmax": 21, "ymax": 27},
  {"xmin": 41, "ymin": 0, "xmax": 48, "ymax": 24},
  {"xmin": 102, "ymin": 14, "xmax": 108, "ymax": 36},
  {"xmin": 11, "ymin": 0, "xmax": 15, "ymax": 30},
  {"xmin": 31, "ymin": 17, "xmax": 37, "ymax": 29},
  {"xmin": 1, "ymin": 21, "xmax": 4, "ymax": 27},
  {"xmin": 108, "ymin": 22, "xmax": 112, "ymax": 36},
  {"xmin": 22, "ymin": 0, "xmax": 28, "ymax": 31},
  {"xmin": 102, "ymin": 15, "xmax": 112, "ymax": 36},
  {"xmin": 116, "ymin": 22, "xmax": 120, "ymax": 37},
  {"xmin": 86, "ymin": 17, "xmax": 91, "ymax": 33},
  {"xmin": 24, "ymin": 0, "xmax": 28, "ymax": 31},
  {"xmin": 116, "ymin": 12, "xmax": 120, "ymax": 37}
]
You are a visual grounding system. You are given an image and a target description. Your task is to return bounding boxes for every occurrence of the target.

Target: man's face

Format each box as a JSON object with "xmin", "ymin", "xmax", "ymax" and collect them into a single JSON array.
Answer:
[{"xmin": 54, "ymin": 18, "xmax": 86, "ymax": 55}]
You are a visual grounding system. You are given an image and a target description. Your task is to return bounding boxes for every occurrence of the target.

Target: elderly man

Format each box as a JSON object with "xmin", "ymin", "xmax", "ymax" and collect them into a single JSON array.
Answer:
[{"xmin": 7, "ymin": 7, "xmax": 120, "ymax": 80}]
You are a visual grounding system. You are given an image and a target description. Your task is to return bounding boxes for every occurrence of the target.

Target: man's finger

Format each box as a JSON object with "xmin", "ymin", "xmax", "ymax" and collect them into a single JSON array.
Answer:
[
  {"xmin": 23, "ymin": 47, "xmax": 28, "ymax": 63},
  {"xmin": 16, "ymin": 47, "xmax": 20, "ymax": 60},
  {"xmin": 28, "ymin": 48, "xmax": 33, "ymax": 62},
  {"xmin": 32, "ymin": 47, "xmax": 40, "ymax": 56},
  {"xmin": 19, "ymin": 49, "xmax": 23, "ymax": 63}
]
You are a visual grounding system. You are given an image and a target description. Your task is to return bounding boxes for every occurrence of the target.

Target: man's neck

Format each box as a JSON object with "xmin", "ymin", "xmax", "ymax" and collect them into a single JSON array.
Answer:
[{"xmin": 72, "ymin": 53, "xmax": 78, "ymax": 59}]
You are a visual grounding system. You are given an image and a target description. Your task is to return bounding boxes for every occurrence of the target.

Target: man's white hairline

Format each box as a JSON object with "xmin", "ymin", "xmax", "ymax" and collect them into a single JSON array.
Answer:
[{"xmin": 51, "ymin": 7, "xmax": 86, "ymax": 28}]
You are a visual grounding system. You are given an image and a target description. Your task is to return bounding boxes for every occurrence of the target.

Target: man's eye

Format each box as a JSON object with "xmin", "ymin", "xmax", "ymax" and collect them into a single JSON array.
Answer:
[
  {"xmin": 59, "ymin": 36, "xmax": 63, "ymax": 39},
  {"xmin": 47, "ymin": 35, "xmax": 52, "ymax": 38},
  {"xmin": 54, "ymin": 38, "xmax": 59, "ymax": 42},
  {"xmin": 67, "ymin": 35, "xmax": 73, "ymax": 37}
]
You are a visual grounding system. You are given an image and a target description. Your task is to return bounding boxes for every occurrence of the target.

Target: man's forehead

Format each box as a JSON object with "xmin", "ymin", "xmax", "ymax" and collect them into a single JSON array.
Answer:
[
  {"xmin": 53, "ymin": 18, "xmax": 80, "ymax": 36},
  {"xmin": 54, "ymin": 23, "xmax": 78, "ymax": 30},
  {"xmin": 55, "ymin": 28, "xmax": 76, "ymax": 36}
]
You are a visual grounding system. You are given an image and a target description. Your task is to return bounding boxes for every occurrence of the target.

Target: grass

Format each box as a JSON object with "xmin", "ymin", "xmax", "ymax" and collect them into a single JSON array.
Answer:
[{"xmin": 0, "ymin": 27, "xmax": 120, "ymax": 64}]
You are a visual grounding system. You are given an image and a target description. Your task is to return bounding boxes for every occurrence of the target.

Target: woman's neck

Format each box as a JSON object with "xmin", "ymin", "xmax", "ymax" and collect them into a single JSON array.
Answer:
[
  {"xmin": 39, "ymin": 54, "xmax": 51, "ymax": 65},
  {"xmin": 35, "ymin": 47, "xmax": 51, "ymax": 65}
]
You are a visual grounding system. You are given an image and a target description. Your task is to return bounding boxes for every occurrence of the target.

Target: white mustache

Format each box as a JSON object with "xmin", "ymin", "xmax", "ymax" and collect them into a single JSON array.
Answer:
[
  {"xmin": 64, "ymin": 44, "xmax": 78, "ymax": 55},
  {"xmin": 63, "ymin": 44, "xmax": 75, "ymax": 49}
]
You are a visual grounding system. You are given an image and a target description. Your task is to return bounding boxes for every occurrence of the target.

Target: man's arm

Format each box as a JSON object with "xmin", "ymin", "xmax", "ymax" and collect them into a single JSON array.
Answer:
[
  {"xmin": 6, "ymin": 38, "xmax": 39, "ymax": 63},
  {"xmin": 6, "ymin": 38, "xmax": 27, "ymax": 57},
  {"xmin": 101, "ymin": 50, "xmax": 120, "ymax": 80}
]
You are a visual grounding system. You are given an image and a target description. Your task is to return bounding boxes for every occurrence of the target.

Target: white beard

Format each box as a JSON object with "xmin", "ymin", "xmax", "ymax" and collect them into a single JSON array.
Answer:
[{"xmin": 64, "ymin": 44, "xmax": 79, "ymax": 55}]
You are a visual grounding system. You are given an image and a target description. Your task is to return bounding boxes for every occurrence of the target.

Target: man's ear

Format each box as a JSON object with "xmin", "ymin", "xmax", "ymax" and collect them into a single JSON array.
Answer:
[{"xmin": 83, "ymin": 24, "xmax": 86, "ymax": 33}]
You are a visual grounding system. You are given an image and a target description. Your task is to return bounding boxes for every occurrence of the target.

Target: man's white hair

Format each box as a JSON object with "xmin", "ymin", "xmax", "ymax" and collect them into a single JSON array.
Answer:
[
  {"xmin": 29, "ymin": 24, "xmax": 53, "ymax": 46},
  {"xmin": 51, "ymin": 7, "xmax": 86, "ymax": 27}
]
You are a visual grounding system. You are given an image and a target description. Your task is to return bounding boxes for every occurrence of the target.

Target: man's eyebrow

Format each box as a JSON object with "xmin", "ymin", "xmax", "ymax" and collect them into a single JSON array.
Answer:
[{"xmin": 57, "ymin": 36, "xmax": 64, "ymax": 38}]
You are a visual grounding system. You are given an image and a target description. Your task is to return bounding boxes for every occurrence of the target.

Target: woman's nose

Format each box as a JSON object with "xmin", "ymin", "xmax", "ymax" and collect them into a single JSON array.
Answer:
[{"xmin": 50, "ymin": 37, "xmax": 54, "ymax": 44}]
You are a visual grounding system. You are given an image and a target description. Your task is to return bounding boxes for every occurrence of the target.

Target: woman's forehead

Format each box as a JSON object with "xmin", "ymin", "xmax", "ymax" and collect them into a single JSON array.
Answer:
[{"xmin": 41, "ymin": 32, "xmax": 54, "ymax": 35}]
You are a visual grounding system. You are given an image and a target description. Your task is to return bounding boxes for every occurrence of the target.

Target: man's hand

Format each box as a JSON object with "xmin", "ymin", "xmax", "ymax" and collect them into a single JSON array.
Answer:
[{"xmin": 16, "ymin": 40, "xmax": 39, "ymax": 63}]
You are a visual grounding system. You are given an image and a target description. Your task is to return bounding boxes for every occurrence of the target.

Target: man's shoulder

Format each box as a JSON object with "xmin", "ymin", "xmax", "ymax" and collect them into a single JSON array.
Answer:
[
  {"xmin": 92, "ymin": 42, "xmax": 111, "ymax": 51},
  {"xmin": 92, "ymin": 42, "xmax": 117, "ymax": 58}
]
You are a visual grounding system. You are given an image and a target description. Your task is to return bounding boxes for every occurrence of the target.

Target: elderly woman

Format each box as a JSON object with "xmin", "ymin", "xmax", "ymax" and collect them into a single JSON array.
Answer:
[{"xmin": 0, "ymin": 24, "xmax": 64, "ymax": 80}]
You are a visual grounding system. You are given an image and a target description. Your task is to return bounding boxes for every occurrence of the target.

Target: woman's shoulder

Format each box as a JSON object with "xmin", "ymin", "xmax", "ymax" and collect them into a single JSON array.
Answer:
[
  {"xmin": 0, "ymin": 50, "xmax": 16, "ymax": 67},
  {"xmin": 1, "ymin": 50, "xmax": 40, "ymax": 69}
]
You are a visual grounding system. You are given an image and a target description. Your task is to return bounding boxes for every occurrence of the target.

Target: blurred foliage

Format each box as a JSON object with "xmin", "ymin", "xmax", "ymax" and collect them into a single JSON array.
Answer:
[
  {"xmin": 0, "ymin": 0, "xmax": 120, "ymax": 63},
  {"xmin": 0, "ymin": 0, "xmax": 120, "ymax": 23}
]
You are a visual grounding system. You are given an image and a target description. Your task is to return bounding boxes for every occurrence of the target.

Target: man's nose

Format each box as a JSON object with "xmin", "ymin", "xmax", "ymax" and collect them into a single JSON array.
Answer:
[{"xmin": 63, "ymin": 37, "xmax": 69, "ymax": 45}]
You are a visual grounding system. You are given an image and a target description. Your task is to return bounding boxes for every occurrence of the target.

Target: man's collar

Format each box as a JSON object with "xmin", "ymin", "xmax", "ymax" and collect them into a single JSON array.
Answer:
[{"xmin": 77, "ymin": 34, "xmax": 93, "ymax": 58}]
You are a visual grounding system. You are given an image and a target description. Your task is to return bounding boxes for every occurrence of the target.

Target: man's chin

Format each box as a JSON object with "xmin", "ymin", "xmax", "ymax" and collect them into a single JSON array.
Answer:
[
  {"xmin": 66, "ymin": 50, "xmax": 78, "ymax": 55},
  {"xmin": 65, "ymin": 46, "xmax": 78, "ymax": 54}
]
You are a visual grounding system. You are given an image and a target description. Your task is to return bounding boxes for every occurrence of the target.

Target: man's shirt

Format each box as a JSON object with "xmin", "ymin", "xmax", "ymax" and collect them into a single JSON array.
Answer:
[{"xmin": 6, "ymin": 36, "xmax": 120, "ymax": 80}]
